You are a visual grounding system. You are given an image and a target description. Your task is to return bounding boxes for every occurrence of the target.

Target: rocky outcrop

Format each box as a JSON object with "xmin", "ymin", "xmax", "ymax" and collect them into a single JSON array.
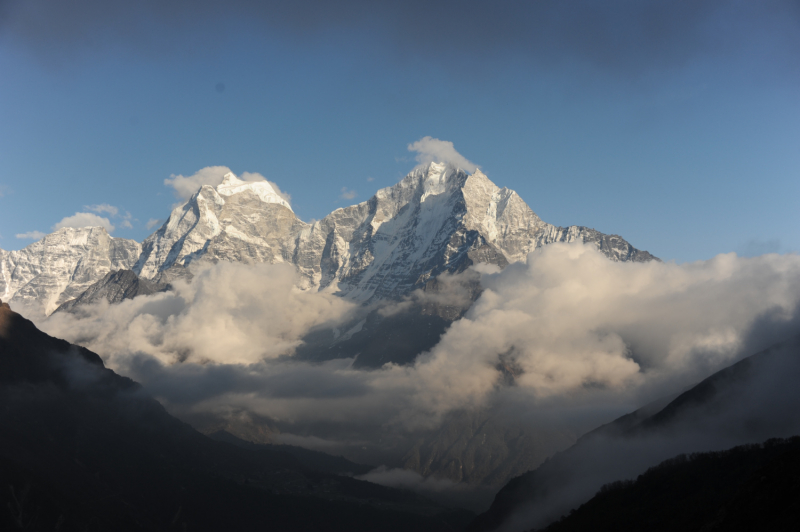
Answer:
[
  {"xmin": 134, "ymin": 165, "xmax": 656, "ymax": 303},
  {"xmin": 54, "ymin": 269, "xmax": 170, "ymax": 314},
  {"xmin": 0, "ymin": 227, "xmax": 141, "ymax": 315},
  {"xmin": 2, "ymin": 165, "xmax": 656, "ymax": 315}
]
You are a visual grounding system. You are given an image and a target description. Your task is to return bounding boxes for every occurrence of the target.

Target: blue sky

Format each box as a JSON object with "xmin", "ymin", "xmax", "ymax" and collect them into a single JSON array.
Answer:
[{"xmin": 0, "ymin": 0, "xmax": 798, "ymax": 262}]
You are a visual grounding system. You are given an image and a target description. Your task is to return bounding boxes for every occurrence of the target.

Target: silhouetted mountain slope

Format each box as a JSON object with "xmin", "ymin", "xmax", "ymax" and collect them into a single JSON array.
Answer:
[
  {"xmin": 208, "ymin": 430, "xmax": 374, "ymax": 476},
  {"xmin": 0, "ymin": 299, "xmax": 472, "ymax": 531},
  {"xmin": 469, "ymin": 333, "xmax": 800, "ymax": 532},
  {"xmin": 541, "ymin": 437, "xmax": 800, "ymax": 532}
]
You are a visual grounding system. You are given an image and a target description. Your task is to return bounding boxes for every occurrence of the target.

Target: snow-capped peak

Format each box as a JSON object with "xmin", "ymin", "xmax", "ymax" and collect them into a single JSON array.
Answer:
[
  {"xmin": 216, "ymin": 172, "xmax": 292, "ymax": 211},
  {"xmin": 419, "ymin": 161, "xmax": 460, "ymax": 202}
]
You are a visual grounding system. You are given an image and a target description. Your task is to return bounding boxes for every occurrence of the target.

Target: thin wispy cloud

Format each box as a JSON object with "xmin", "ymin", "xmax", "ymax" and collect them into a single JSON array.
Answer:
[
  {"xmin": 146, "ymin": 218, "xmax": 162, "ymax": 230},
  {"xmin": 85, "ymin": 203, "xmax": 133, "ymax": 229},
  {"xmin": 86, "ymin": 203, "xmax": 119, "ymax": 217},
  {"xmin": 15, "ymin": 230, "xmax": 46, "ymax": 240},
  {"xmin": 339, "ymin": 187, "xmax": 357, "ymax": 200}
]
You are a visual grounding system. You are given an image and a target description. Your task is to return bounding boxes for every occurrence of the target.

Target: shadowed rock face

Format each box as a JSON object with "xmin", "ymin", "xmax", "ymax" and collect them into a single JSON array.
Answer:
[
  {"xmin": 468, "ymin": 334, "xmax": 800, "ymax": 532},
  {"xmin": 400, "ymin": 409, "xmax": 576, "ymax": 488},
  {"xmin": 53, "ymin": 269, "xmax": 170, "ymax": 314},
  {"xmin": 0, "ymin": 299, "xmax": 475, "ymax": 531},
  {"xmin": 0, "ymin": 297, "xmax": 106, "ymax": 384}
]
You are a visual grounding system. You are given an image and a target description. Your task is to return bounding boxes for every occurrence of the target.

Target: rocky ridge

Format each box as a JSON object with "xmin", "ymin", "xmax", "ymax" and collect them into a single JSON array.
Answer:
[
  {"xmin": 135, "ymin": 164, "xmax": 655, "ymax": 302},
  {"xmin": 0, "ymin": 227, "xmax": 140, "ymax": 315},
  {"xmin": 54, "ymin": 269, "xmax": 170, "ymax": 314},
  {"xmin": 1, "ymin": 164, "xmax": 655, "ymax": 314}
]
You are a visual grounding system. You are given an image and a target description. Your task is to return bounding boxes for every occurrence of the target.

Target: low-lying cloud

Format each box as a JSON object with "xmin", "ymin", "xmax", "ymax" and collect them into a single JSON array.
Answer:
[
  {"xmin": 411, "ymin": 245, "xmax": 800, "ymax": 417},
  {"xmin": 45, "ymin": 261, "xmax": 354, "ymax": 366},
  {"xmin": 35, "ymin": 244, "xmax": 800, "ymax": 476}
]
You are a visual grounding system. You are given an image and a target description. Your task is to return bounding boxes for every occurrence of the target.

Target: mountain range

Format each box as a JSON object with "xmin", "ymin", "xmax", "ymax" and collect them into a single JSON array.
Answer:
[
  {"xmin": 2, "ymin": 164, "xmax": 798, "ymax": 530},
  {"xmin": 0, "ymin": 163, "xmax": 659, "ymax": 499},
  {"xmin": 1, "ymin": 163, "xmax": 655, "ymax": 316}
]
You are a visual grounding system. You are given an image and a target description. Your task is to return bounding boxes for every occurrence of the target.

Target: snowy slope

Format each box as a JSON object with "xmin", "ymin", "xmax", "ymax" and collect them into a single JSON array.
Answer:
[
  {"xmin": 294, "ymin": 162, "xmax": 655, "ymax": 301},
  {"xmin": 9, "ymin": 165, "xmax": 655, "ymax": 314},
  {"xmin": 134, "ymin": 172, "xmax": 306, "ymax": 280},
  {"xmin": 0, "ymin": 227, "xmax": 141, "ymax": 315}
]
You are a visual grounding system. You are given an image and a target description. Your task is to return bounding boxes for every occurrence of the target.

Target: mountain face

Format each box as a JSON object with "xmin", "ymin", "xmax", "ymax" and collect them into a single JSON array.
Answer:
[
  {"xmin": 0, "ymin": 298, "xmax": 473, "ymax": 531},
  {"xmin": 469, "ymin": 334, "xmax": 800, "ymax": 532},
  {"xmin": 54, "ymin": 269, "xmax": 170, "ymax": 314},
  {"xmin": 1, "ymin": 165, "xmax": 654, "ymax": 314},
  {"xmin": 134, "ymin": 173, "xmax": 304, "ymax": 281},
  {"xmin": 135, "ymin": 165, "xmax": 655, "ymax": 302},
  {"xmin": 0, "ymin": 227, "xmax": 141, "ymax": 316}
]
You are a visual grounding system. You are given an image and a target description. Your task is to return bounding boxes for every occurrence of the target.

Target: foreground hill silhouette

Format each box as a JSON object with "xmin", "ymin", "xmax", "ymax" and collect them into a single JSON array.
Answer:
[
  {"xmin": 470, "ymin": 333, "xmax": 800, "ymax": 531},
  {"xmin": 0, "ymin": 298, "xmax": 471, "ymax": 531},
  {"xmin": 541, "ymin": 437, "xmax": 800, "ymax": 532}
]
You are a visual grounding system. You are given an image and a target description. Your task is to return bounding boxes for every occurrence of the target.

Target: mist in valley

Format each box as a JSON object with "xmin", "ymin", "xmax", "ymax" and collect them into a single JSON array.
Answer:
[{"xmin": 31, "ymin": 243, "xmax": 800, "ymax": 512}]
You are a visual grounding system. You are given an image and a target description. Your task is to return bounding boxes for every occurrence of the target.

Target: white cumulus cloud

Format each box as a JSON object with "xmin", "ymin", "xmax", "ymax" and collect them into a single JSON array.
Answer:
[
  {"xmin": 165, "ymin": 166, "xmax": 291, "ymax": 204},
  {"xmin": 52, "ymin": 212, "xmax": 115, "ymax": 232},
  {"xmin": 408, "ymin": 136, "xmax": 478, "ymax": 173},
  {"xmin": 146, "ymin": 218, "xmax": 163, "ymax": 230},
  {"xmin": 42, "ymin": 261, "xmax": 356, "ymax": 366}
]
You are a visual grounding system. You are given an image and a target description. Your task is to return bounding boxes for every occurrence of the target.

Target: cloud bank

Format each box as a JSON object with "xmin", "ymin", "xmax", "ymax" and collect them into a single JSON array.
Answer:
[
  {"xmin": 407, "ymin": 245, "xmax": 800, "ymax": 421},
  {"xmin": 46, "ymin": 261, "xmax": 354, "ymax": 366},
  {"xmin": 35, "ymin": 244, "xmax": 800, "ymax": 453}
]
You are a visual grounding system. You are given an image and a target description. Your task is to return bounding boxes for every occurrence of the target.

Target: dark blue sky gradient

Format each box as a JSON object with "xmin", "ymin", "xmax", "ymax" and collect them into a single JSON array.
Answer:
[{"xmin": 0, "ymin": 0, "xmax": 798, "ymax": 261}]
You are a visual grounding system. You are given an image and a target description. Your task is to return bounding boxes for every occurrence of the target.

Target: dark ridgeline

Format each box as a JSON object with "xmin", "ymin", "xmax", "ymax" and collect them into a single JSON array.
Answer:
[
  {"xmin": 469, "ymin": 334, "xmax": 800, "ymax": 532},
  {"xmin": 0, "ymin": 298, "xmax": 472, "ymax": 531},
  {"xmin": 538, "ymin": 437, "xmax": 800, "ymax": 532}
]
